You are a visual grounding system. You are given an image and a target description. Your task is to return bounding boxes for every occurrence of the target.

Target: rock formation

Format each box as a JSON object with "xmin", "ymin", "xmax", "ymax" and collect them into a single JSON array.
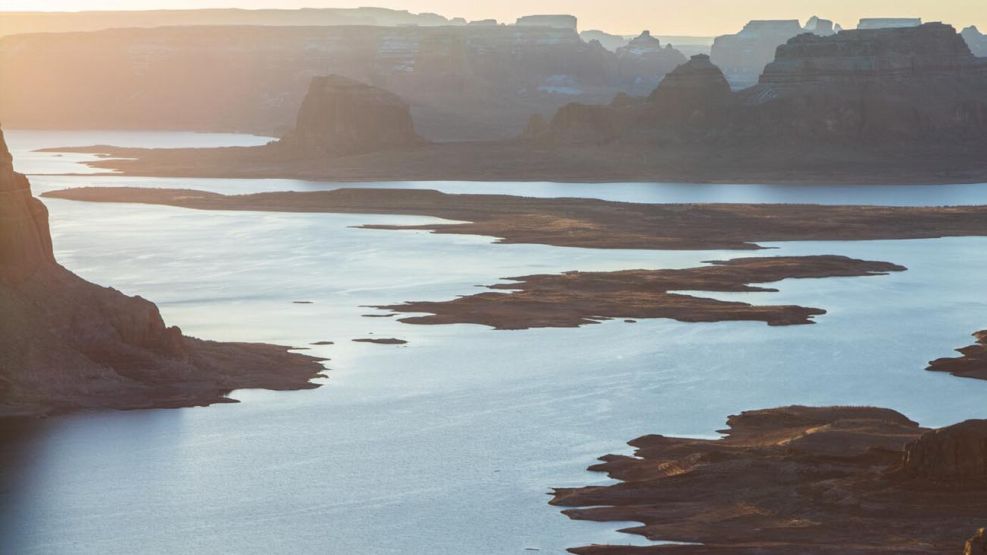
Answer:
[
  {"xmin": 277, "ymin": 75, "xmax": 424, "ymax": 157},
  {"xmin": 901, "ymin": 419, "xmax": 987, "ymax": 482},
  {"xmin": 964, "ymin": 26, "xmax": 987, "ymax": 57},
  {"xmin": 535, "ymin": 23, "xmax": 987, "ymax": 146},
  {"xmin": 744, "ymin": 23, "xmax": 987, "ymax": 142},
  {"xmin": 710, "ymin": 19, "xmax": 804, "ymax": 88},
  {"xmin": 0, "ymin": 130, "xmax": 55, "ymax": 283},
  {"xmin": 0, "ymin": 127, "xmax": 325, "ymax": 417},
  {"xmin": 515, "ymin": 15, "xmax": 577, "ymax": 30},
  {"xmin": 614, "ymin": 32, "xmax": 689, "ymax": 95},
  {"xmin": 858, "ymin": 18, "xmax": 923, "ymax": 30},
  {"xmin": 579, "ymin": 30, "xmax": 628, "ymax": 52},
  {"xmin": 552, "ymin": 405, "xmax": 987, "ymax": 553},
  {"xmin": 803, "ymin": 15, "xmax": 837, "ymax": 36},
  {"xmin": 0, "ymin": 24, "xmax": 684, "ymax": 142},
  {"xmin": 529, "ymin": 53, "xmax": 735, "ymax": 144}
]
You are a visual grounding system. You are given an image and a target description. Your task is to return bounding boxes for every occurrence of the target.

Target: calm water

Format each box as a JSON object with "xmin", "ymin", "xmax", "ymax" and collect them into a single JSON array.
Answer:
[
  {"xmin": 14, "ymin": 129, "xmax": 987, "ymax": 206},
  {"xmin": 2, "ymin": 131, "xmax": 987, "ymax": 554}
]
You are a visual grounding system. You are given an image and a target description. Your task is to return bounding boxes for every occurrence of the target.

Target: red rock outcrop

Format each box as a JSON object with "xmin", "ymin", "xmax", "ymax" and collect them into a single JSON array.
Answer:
[
  {"xmin": 0, "ymin": 127, "xmax": 325, "ymax": 417},
  {"xmin": 901, "ymin": 419, "xmax": 987, "ymax": 482},
  {"xmin": 552, "ymin": 405, "xmax": 987, "ymax": 554}
]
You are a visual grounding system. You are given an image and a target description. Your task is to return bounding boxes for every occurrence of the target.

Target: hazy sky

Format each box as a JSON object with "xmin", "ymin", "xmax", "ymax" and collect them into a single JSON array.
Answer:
[{"xmin": 1, "ymin": 0, "xmax": 984, "ymax": 36}]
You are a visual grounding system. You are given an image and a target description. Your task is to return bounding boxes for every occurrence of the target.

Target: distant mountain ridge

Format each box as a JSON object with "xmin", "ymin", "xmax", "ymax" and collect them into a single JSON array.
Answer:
[
  {"xmin": 0, "ymin": 24, "xmax": 687, "ymax": 142},
  {"xmin": 532, "ymin": 23, "xmax": 987, "ymax": 145}
]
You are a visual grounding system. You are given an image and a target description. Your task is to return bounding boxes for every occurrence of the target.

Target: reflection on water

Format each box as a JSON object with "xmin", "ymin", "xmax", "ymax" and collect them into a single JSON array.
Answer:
[{"xmin": 2, "ymin": 131, "xmax": 986, "ymax": 554}]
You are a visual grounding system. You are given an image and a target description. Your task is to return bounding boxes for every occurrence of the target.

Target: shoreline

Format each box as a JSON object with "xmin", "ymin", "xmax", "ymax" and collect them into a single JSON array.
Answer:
[
  {"xmin": 37, "ymin": 142, "xmax": 987, "ymax": 186},
  {"xmin": 377, "ymin": 256, "xmax": 906, "ymax": 329},
  {"xmin": 42, "ymin": 186, "xmax": 987, "ymax": 251}
]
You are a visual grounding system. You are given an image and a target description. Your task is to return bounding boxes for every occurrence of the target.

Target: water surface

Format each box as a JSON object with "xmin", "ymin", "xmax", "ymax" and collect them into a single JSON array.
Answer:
[{"xmin": 2, "ymin": 131, "xmax": 986, "ymax": 555}]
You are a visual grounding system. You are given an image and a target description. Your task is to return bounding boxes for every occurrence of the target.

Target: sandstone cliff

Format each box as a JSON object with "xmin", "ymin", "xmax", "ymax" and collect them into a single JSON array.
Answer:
[
  {"xmin": 0, "ymin": 127, "xmax": 324, "ymax": 417},
  {"xmin": 277, "ymin": 75, "xmax": 424, "ymax": 157}
]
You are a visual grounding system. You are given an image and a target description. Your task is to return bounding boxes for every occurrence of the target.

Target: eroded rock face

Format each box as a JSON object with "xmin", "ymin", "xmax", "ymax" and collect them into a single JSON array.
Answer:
[
  {"xmin": 0, "ymin": 130, "xmax": 54, "ymax": 283},
  {"xmin": 711, "ymin": 19, "xmax": 804, "ymax": 88},
  {"xmin": 0, "ymin": 127, "xmax": 324, "ymax": 417},
  {"xmin": 965, "ymin": 26, "xmax": 987, "ymax": 57},
  {"xmin": 539, "ymin": 23, "xmax": 987, "ymax": 146},
  {"xmin": 278, "ymin": 75, "xmax": 424, "ymax": 157},
  {"xmin": 902, "ymin": 420, "xmax": 987, "ymax": 483},
  {"xmin": 744, "ymin": 23, "xmax": 987, "ymax": 141},
  {"xmin": 615, "ymin": 31, "xmax": 688, "ymax": 95}
]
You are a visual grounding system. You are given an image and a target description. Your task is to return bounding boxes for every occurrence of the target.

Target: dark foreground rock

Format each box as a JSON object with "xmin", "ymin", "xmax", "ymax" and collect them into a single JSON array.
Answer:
[
  {"xmin": 0, "ymin": 128, "xmax": 325, "ymax": 417},
  {"xmin": 552, "ymin": 406, "xmax": 987, "ymax": 554},
  {"xmin": 377, "ymin": 256, "xmax": 905, "ymax": 329}
]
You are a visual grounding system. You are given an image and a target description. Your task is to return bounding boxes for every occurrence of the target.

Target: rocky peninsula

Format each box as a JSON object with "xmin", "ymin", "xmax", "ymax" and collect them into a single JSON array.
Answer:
[
  {"xmin": 376, "ymin": 256, "xmax": 905, "ymax": 329},
  {"xmin": 0, "ymin": 128, "xmax": 326, "ymax": 418},
  {"xmin": 43, "ymin": 187, "xmax": 987, "ymax": 251},
  {"xmin": 928, "ymin": 330, "xmax": 987, "ymax": 382},
  {"xmin": 552, "ymin": 405, "xmax": 987, "ymax": 554}
]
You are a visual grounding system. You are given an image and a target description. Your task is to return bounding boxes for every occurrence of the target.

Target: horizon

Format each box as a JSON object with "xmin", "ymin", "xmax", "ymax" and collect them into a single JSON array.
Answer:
[{"xmin": 0, "ymin": 1, "xmax": 983, "ymax": 37}]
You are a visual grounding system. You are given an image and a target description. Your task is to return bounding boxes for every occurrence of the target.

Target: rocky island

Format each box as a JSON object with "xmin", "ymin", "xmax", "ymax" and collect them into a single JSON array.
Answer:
[
  {"xmin": 0, "ymin": 128, "xmax": 326, "ymax": 418},
  {"xmin": 552, "ymin": 405, "xmax": 987, "ymax": 553},
  {"xmin": 375, "ymin": 256, "xmax": 905, "ymax": 329}
]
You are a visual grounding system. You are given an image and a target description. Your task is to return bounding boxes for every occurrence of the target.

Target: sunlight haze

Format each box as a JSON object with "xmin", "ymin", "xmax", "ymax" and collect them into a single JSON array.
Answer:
[{"xmin": 0, "ymin": 0, "xmax": 984, "ymax": 35}]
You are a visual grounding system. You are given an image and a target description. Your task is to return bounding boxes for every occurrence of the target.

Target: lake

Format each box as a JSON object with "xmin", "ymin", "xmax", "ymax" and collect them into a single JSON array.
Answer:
[{"xmin": 3, "ymin": 130, "xmax": 987, "ymax": 554}]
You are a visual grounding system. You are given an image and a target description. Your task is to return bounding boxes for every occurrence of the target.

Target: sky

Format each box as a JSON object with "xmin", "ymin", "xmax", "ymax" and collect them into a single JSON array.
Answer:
[{"xmin": 0, "ymin": 0, "xmax": 984, "ymax": 36}]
